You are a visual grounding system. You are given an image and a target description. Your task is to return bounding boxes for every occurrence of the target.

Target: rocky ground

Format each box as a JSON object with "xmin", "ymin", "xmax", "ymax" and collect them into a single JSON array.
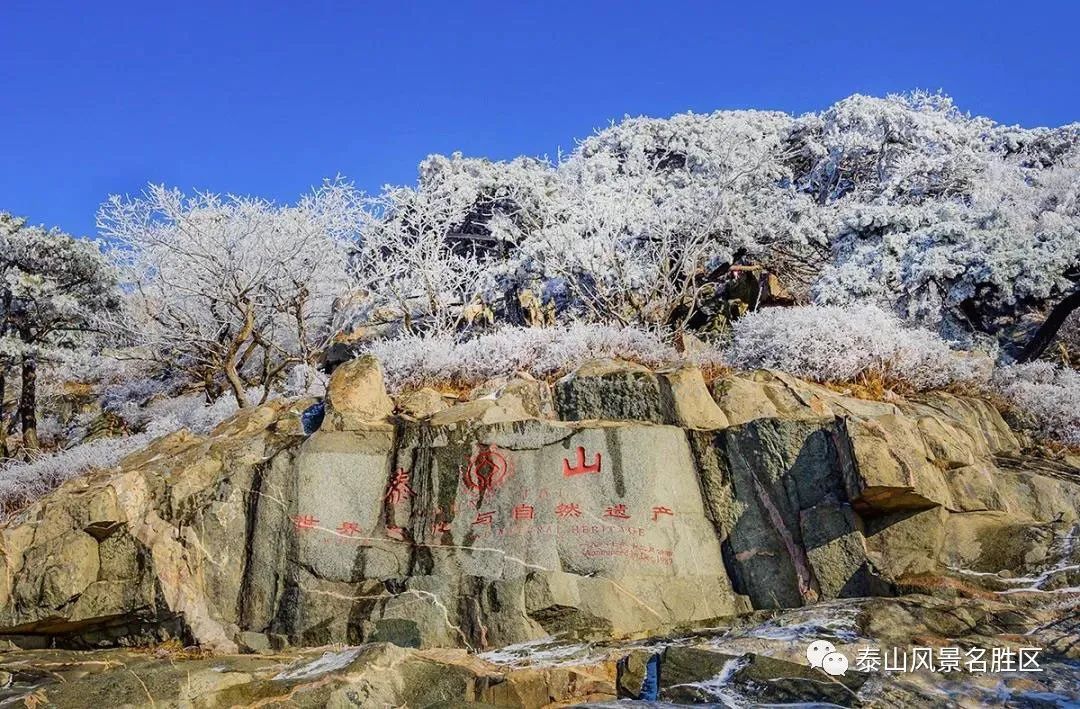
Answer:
[
  {"xmin": 0, "ymin": 357, "xmax": 1077, "ymax": 706},
  {"xmin": 0, "ymin": 593, "xmax": 1076, "ymax": 706}
]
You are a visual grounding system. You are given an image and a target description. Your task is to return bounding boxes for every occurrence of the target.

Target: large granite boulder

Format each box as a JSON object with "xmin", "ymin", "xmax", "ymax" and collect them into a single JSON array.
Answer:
[
  {"xmin": 469, "ymin": 374, "xmax": 556, "ymax": 419},
  {"xmin": 258, "ymin": 418, "xmax": 748, "ymax": 649},
  {"xmin": 0, "ymin": 401, "xmax": 311, "ymax": 652},
  {"xmin": 324, "ymin": 354, "xmax": 394, "ymax": 429},
  {"xmin": 555, "ymin": 359, "xmax": 729, "ymax": 429},
  {"xmin": 554, "ymin": 358, "xmax": 666, "ymax": 423},
  {"xmin": 395, "ymin": 387, "xmax": 452, "ymax": 419},
  {"xmin": 657, "ymin": 364, "xmax": 730, "ymax": 429},
  {"xmin": 690, "ymin": 416, "xmax": 882, "ymax": 609}
]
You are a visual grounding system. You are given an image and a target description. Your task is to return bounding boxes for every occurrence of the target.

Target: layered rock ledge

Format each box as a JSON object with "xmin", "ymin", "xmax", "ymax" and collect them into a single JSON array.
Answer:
[{"xmin": 0, "ymin": 358, "xmax": 1076, "ymax": 672}]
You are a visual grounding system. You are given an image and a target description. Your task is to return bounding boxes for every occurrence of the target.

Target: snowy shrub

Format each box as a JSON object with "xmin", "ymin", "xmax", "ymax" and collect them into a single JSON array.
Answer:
[
  {"xmin": 0, "ymin": 389, "xmax": 250, "ymax": 518},
  {"xmin": 101, "ymin": 376, "xmax": 183, "ymax": 424},
  {"xmin": 33, "ymin": 415, "xmax": 69, "ymax": 448},
  {"xmin": 991, "ymin": 363, "xmax": 1080, "ymax": 447},
  {"xmin": 137, "ymin": 393, "xmax": 244, "ymax": 436},
  {"xmin": 0, "ymin": 434, "xmax": 155, "ymax": 517},
  {"xmin": 281, "ymin": 364, "xmax": 329, "ymax": 398},
  {"xmin": 724, "ymin": 304, "xmax": 991, "ymax": 391},
  {"xmin": 1054, "ymin": 311, "xmax": 1080, "ymax": 366},
  {"xmin": 366, "ymin": 324, "xmax": 677, "ymax": 391}
]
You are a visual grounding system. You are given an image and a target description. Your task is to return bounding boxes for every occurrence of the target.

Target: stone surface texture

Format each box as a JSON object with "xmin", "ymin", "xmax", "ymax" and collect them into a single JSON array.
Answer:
[{"xmin": 0, "ymin": 359, "xmax": 1076, "ymax": 707}]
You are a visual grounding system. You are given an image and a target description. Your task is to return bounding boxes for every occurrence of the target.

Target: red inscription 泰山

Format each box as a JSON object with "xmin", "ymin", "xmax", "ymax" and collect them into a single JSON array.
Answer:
[
  {"xmin": 563, "ymin": 446, "xmax": 601, "ymax": 477},
  {"xmin": 555, "ymin": 502, "xmax": 582, "ymax": 518},
  {"xmin": 603, "ymin": 504, "xmax": 631, "ymax": 520},
  {"xmin": 463, "ymin": 445, "xmax": 512, "ymax": 493},
  {"xmin": 385, "ymin": 468, "xmax": 414, "ymax": 504}
]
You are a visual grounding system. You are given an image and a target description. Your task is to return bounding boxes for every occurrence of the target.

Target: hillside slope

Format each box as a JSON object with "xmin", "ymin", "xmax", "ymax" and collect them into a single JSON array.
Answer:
[{"xmin": 0, "ymin": 358, "xmax": 1076, "ymax": 705}]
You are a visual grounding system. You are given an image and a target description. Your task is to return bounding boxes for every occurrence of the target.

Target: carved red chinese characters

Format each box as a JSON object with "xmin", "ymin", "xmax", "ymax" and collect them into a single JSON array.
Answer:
[
  {"xmin": 555, "ymin": 502, "xmax": 582, "ymax": 518},
  {"xmin": 651, "ymin": 506, "xmax": 674, "ymax": 521},
  {"xmin": 291, "ymin": 514, "xmax": 320, "ymax": 531},
  {"xmin": 563, "ymin": 446, "xmax": 601, "ymax": 477},
  {"xmin": 385, "ymin": 468, "xmax": 414, "ymax": 504},
  {"xmin": 603, "ymin": 504, "xmax": 631, "ymax": 520},
  {"xmin": 336, "ymin": 521, "xmax": 362, "ymax": 536},
  {"xmin": 472, "ymin": 511, "xmax": 495, "ymax": 526}
]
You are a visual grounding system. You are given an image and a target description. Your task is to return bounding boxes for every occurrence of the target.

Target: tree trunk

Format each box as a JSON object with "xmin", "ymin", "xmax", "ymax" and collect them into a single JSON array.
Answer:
[
  {"xmin": 19, "ymin": 354, "xmax": 39, "ymax": 450},
  {"xmin": 1018, "ymin": 287, "xmax": 1080, "ymax": 363},
  {"xmin": 0, "ymin": 369, "xmax": 8, "ymax": 458},
  {"xmin": 202, "ymin": 368, "xmax": 220, "ymax": 404},
  {"xmin": 224, "ymin": 303, "xmax": 256, "ymax": 409}
]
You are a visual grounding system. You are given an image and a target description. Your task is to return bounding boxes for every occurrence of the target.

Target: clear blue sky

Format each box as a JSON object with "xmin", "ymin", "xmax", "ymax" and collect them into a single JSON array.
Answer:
[{"xmin": 3, "ymin": 0, "xmax": 1078, "ymax": 237}]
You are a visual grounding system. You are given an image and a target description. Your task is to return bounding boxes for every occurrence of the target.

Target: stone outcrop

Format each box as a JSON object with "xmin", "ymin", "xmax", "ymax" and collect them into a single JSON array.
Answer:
[
  {"xmin": 0, "ymin": 358, "xmax": 1076, "ymax": 675},
  {"xmin": 554, "ymin": 358, "xmax": 666, "ymax": 423},
  {"xmin": 323, "ymin": 354, "xmax": 394, "ymax": 429},
  {"xmin": 469, "ymin": 373, "xmax": 556, "ymax": 419},
  {"xmin": 394, "ymin": 387, "xmax": 451, "ymax": 419},
  {"xmin": 2, "ymin": 590, "xmax": 1077, "ymax": 707}
]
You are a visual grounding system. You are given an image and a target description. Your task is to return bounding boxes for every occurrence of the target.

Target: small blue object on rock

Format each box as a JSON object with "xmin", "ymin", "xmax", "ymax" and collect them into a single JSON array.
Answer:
[
  {"xmin": 641, "ymin": 652, "xmax": 660, "ymax": 700},
  {"xmin": 301, "ymin": 400, "xmax": 326, "ymax": 435}
]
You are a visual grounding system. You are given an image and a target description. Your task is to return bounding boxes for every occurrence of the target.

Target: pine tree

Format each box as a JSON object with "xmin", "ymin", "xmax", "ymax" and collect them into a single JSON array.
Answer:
[{"xmin": 0, "ymin": 214, "xmax": 119, "ymax": 451}]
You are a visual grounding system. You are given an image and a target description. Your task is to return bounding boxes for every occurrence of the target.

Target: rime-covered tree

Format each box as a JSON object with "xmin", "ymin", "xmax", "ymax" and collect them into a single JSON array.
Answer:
[
  {"xmin": 340, "ymin": 153, "xmax": 561, "ymax": 336},
  {"xmin": 799, "ymin": 93, "xmax": 1080, "ymax": 350},
  {"xmin": 339, "ymin": 92, "xmax": 1079, "ymax": 354},
  {"xmin": 98, "ymin": 180, "xmax": 359, "ymax": 406},
  {"xmin": 518, "ymin": 110, "xmax": 823, "ymax": 327},
  {"xmin": 0, "ymin": 214, "xmax": 119, "ymax": 451}
]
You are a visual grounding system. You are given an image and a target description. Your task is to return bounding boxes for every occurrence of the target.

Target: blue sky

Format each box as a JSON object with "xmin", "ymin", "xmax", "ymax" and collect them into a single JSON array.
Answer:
[{"xmin": 3, "ymin": 0, "xmax": 1078, "ymax": 237}]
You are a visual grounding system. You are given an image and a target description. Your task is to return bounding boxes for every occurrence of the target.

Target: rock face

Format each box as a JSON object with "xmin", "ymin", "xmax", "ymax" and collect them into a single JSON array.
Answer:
[
  {"xmin": 395, "ymin": 387, "xmax": 451, "ymax": 419},
  {"xmin": 2, "ymin": 591, "xmax": 1077, "ymax": 707},
  {"xmin": 554, "ymin": 358, "xmax": 667, "ymax": 423},
  {"xmin": 0, "ymin": 359, "xmax": 1077, "ymax": 671},
  {"xmin": 323, "ymin": 354, "xmax": 394, "ymax": 428},
  {"xmin": 266, "ymin": 419, "xmax": 746, "ymax": 650}
]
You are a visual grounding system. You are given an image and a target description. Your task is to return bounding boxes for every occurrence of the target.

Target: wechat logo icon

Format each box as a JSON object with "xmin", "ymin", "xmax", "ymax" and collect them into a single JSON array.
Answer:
[{"xmin": 806, "ymin": 639, "xmax": 849, "ymax": 677}]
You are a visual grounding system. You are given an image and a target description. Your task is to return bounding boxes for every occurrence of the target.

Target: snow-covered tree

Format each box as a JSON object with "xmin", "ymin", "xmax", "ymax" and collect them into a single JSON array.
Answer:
[
  {"xmin": 340, "ymin": 113, "xmax": 825, "ymax": 337},
  {"xmin": 98, "ymin": 180, "xmax": 360, "ymax": 406},
  {"xmin": 798, "ymin": 93, "xmax": 1080, "ymax": 349},
  {"xmin": 0, "ymin": 213, "xmax": 119, "ymax": 451},
  {"xmin": 341, "ymin": 153, "xmax": 560, "ymax": 336},
  {"xmin": 146, "ymin": 92, "xmax": 1078, "ymax": 366},
  {"xmin": 519, "ymin": 110, "xmax": 824, "ymax": 327}
]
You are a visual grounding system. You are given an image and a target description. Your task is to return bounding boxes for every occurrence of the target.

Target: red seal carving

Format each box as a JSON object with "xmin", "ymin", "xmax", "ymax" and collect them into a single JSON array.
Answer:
[{"xmin": 463, "ymin": 445, "xmax": 512, "ymax": 493}]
